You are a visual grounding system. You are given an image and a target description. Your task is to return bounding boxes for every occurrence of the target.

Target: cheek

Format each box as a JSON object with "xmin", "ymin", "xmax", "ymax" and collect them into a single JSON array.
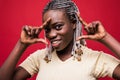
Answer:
[{"xmin": 61, "ymin": 26, "xmax": 74, "ymax": 42}]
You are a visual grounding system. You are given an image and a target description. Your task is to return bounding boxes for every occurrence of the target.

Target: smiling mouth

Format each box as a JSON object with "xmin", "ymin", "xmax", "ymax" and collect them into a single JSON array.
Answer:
[{"xmin": 51, "ymin": 39, "xmax": 61, "ymax": 47}]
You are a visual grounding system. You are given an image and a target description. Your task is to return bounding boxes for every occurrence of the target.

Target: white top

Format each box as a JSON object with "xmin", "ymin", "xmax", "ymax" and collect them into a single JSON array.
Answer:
[{"xmin": 20, "ymin": 46, "xmax": 120, "ymax": 80}]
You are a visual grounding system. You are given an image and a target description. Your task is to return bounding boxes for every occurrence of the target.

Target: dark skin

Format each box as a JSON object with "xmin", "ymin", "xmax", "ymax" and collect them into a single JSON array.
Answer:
[
  {"xmin": 43, "ymin": 10, "xmax": 75, "ymax": 60},
  {"xmin": 77, "ymin": 13, "xmax": 120, "ymax": 79},
  {"xmin": 0, "ymin": 18, "xmax": 51, "ymax": 80},
  {"xmin": 0, "ymin": 10, "xmax": 120, "ymax": 80}
]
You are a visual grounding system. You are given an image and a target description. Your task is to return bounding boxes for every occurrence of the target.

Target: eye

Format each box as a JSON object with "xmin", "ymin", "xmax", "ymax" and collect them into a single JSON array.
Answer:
[{"xmin": 54, "ymin": 24, "xmax": 63, "ymax": 30}]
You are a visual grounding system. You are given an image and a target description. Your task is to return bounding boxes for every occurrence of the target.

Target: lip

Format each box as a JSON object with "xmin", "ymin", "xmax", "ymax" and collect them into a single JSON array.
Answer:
[{"xmin": 50, "ymin": 39, "xmax": 62, "ymax": 47}]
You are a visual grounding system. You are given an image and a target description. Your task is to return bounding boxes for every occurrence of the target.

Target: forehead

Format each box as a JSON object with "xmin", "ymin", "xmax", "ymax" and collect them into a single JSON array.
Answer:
[{"xmin": 43, "ymin": 10, "xmax": 69, "ymax": 23}]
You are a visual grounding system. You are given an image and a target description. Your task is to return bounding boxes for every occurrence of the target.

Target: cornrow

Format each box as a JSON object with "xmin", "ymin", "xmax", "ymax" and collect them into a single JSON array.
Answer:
[{"xmin": 43, "ymin": 0, "xmax": 86, "ymax": 63}]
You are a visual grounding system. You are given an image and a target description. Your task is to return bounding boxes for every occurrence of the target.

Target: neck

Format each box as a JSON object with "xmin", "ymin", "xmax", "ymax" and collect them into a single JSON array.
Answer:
[{"xmin": 56, "ymin": 39, "xmax": 73, "ymax": 61}]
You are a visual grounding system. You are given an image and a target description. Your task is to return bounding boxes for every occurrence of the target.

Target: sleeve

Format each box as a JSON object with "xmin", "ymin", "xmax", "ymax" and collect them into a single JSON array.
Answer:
[
  {"xmin": 19, "ymin": 50, "xmax": 41, "ymax": 76},
  {"xmin": 93, "ymin": 52, "xmax": 120, "ymax": 78}
]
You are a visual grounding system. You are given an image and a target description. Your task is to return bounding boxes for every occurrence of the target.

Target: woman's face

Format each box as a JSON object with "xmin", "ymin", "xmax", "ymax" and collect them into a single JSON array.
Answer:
[{"xmin": 43, "ymin": 10, "xmax": 75, "ymax": 51}]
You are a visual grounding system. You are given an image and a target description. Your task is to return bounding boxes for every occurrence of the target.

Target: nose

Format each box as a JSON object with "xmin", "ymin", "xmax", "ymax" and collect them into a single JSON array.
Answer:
[{"xmin": 46, "ymin": 29, "xmax": 57, "ymax": 40}]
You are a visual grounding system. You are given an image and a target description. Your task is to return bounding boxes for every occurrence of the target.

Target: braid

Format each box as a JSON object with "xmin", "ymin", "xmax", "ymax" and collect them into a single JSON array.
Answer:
[
  {"xmin": 43, "ymin": 0, "xmax": 86, "ymax": 63},
  {"xmin": 43, "ymin": 0, "xmax": 78, "ymax": 22}
]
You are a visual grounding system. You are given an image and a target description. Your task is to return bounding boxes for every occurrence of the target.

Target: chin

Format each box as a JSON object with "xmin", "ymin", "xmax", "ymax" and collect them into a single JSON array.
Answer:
[
  {"xmin": 54, "ymin": 46, "xmax": 66, "ymax": 52},
  {"xmin": 54, "ymin": 47, "xmax": 62, "ymax": 51}
]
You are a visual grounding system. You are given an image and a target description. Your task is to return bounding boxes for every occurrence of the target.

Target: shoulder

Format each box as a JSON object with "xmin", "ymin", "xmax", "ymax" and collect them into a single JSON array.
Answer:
[
  {"xmin": 81, "ymin": 45, "xmax": 118, "ymax": 58},
  {"xmin": 82, "ymin": 46, "xmax": 120, "ymax": 78},
  {"xmin": 19, "ymin": 48, "xmax": 48, "ymax": 76},
  {"xmin": 29, "ymin": 48, "xmax": 47, "ymax": 59},
  {"xmin": 24, "ymin": 48, "xmax": 47, "ymax": 63},
  {"xmin": 81, "ymin": 45, "xmax": 102, "ymax": 58},
  {"xmin": 81, "ymin": 45, "xmax": 119, "ymax": 64}
]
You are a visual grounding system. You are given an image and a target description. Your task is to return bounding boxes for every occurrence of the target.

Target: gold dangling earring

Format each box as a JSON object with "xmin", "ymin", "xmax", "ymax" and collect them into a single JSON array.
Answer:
[{"xmin": 44, "ymin": 32, "xmax": 52, "ymax": 63}]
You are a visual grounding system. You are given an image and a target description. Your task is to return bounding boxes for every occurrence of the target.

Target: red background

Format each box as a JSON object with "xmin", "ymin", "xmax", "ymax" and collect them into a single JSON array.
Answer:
[{"xmin": 0, "ymin": 0, "xmax": 120, "ymax": 80}]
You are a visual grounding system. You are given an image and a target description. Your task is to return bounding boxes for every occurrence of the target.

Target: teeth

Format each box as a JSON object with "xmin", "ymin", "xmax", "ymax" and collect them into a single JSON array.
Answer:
[{"xmin": 52, "ymin": 41, "xmax": 59, "ymax": 44}]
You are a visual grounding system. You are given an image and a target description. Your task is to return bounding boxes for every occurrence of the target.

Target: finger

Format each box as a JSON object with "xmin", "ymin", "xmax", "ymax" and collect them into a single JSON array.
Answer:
[
  {"xmin": 76, "ymin": 13, "xmax": 88, "ymax": 26},
  {"xmin": 79, "ymin": 17, "xmax": 88, "ymax": 26},
  {"xmin": 30, "ymin": 26, "xmax": 43, "ymax": 36},
  {"xmin": 33, "ymin": 38, "xmax": 48, "ymax": 44},
  {"xmin": 26, "ymin": 38, "xmax": 48, "ymax": 44},
  {"xmin": 40, "ymin": 18, "xmax": 51, "ymax": 29},
  {"xmin": 30, "ymin": 26, "xmax": 41, "ymax": 35},
  {"xmin": 87, "ymin": 23, "xmax": 96, "ymax": 34},
  {"xmin": 77, "ymin": 15, "xmax": 90, "ymax": 32},
  {"xmin": 76, "ymin": 13, "xmax": 89, "ymax": 31},
  {"xmin": 35, "ymin": 28, "xmax": 40, "ymax": 34},
  {"xmin": 84, "ymin": 22, "xmax": 98, "ymax": 35},
  {"xmin": 23, "ymin": 25, "xmax": 31, "ymax": 35},
  {"xmin": 84, "ymin": 23, "xmax": 91, "ymax": 34},
  {"xmin": 76, "ymin": 35, "xmax": 96, "ymax": 40},
  {"xmin": 31, "ymin": 28, "xmax": 36, "ymax": 36},
  {"xmin": 92, "ymin": 22, "xmax": 99, "ymax": 33}
]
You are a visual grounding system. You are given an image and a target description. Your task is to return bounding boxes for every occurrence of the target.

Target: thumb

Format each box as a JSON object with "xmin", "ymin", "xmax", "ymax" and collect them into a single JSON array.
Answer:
[
  {"xmin": 76, "ymin": 35, "xmax": 95, "ymax": 40},
  {"xmin": 32, "ymin": 38, "xmax": 48, "ymax": 44}
]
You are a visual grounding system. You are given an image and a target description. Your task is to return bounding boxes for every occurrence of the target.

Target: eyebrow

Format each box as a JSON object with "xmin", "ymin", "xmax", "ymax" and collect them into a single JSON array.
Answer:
[
  {"xmin": 52, "ymin": 22, "xmax": 64, "ymax": 27},
  {"xmin": 49, "ymin": 21, "xmax": 62, "ymax": 26},
  {"xmin": 44, "ymin": 19, "xmax": 64, "ymax": 29}
]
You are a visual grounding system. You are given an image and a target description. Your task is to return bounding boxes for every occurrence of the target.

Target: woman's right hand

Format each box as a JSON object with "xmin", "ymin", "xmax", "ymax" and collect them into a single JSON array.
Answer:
[{"xmin": 20, "ymin": 18, "xmax": 51, "ymax": 45}]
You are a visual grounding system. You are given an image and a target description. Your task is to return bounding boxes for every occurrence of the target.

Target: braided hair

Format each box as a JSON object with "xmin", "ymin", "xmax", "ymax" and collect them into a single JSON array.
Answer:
[
  {"xmin": 43, "ymin": 0, "xmax": 78, "ymax": 23},
  {"xmin": 43, "ymin": 0, "xmax": 86, "ymax": 63}
]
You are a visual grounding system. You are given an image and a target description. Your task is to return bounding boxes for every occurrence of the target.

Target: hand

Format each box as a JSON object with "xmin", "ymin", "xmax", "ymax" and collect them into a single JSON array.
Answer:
[
  {"xmin": 20, "ymin": 18, "xmax": 51, "ymax": 45},
  {"xmin": 77, "ymin": 15, "xmax": 107, "ymax": 41}
]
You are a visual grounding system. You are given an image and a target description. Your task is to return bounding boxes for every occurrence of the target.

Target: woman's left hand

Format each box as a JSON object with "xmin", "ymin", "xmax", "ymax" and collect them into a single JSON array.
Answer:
[{"xmin": 77, "ymin": 17, "xmax": 107, "ymax": 41}]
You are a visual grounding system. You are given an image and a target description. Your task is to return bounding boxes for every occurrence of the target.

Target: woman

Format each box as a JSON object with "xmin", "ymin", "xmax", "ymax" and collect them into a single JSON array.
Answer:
[{"xmin": 0, "ymin": 0, "xmax": 120, "ymax": 80}]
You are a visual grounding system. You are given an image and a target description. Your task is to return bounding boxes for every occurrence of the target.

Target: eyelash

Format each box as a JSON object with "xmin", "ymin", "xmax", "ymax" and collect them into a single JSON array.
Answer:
[
  {"xmin": 44, "ymin": 24, "xmax": 63, "ymax": 33},
  {"xmin": 55, "ymin": 24, "xmax": 62, "ymax": 30}
]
